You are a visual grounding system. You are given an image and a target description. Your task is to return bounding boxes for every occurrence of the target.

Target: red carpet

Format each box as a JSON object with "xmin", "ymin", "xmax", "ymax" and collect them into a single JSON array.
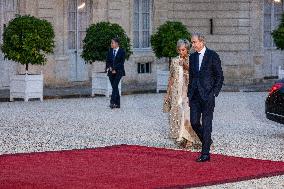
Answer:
[{"xmin": 1, "ymin": 145, "xmax": 284, "ymax": 189}]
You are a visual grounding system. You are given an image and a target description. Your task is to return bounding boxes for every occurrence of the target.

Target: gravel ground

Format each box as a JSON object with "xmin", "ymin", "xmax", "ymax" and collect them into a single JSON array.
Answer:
[{"xmin": 0, "ymin": 92, "xmax": 283, "ymax": 188}]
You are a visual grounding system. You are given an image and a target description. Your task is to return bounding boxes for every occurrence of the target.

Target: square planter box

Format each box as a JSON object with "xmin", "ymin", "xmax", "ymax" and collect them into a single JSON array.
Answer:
[
  {"xmin": 10, "ymin": 74, "xmax": 43, "ymax": 102},
  {"xmin": 91, "ymin": 72, "xmax": 121, "ymax": 97},
  {"xmin": 156, "ymin": 70, "xmax": 169, "ymax": 93}
]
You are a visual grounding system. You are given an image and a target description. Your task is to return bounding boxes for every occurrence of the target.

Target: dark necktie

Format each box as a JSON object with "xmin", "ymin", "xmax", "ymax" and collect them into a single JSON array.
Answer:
[
  {"xmin": 196, "ymin": 53, "xmax": 201, "ymax": 73},
  {"xmin": 113, "ymin": 49, "xmax": 116, "ymax": 58}
]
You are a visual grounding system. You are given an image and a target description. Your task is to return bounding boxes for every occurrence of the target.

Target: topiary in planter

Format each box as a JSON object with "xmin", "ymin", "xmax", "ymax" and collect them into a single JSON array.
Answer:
[
  {"xmin": 272, "ymin": 13, "xmax": 284, "ymax": 50},
  {"xmin": 81, "ymin": 22, "xmax": 132, "ymax": 65},
  {"xmin": 151, "ymin": 21, "xmax": 191, "ymax": 66},
  {"xmin": 0, "ymin": 15, "xmax": 55, "ymax": 72}
]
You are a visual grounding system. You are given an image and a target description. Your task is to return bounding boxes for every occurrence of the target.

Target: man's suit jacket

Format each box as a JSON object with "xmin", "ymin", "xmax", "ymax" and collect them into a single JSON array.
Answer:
[
  {"xmin": 188, "ymin": 48, "xmax": 224, "ymax": 101},
  {"xmin": 106, "ymin": 48, "xmax": 126, "ymax": 76}
]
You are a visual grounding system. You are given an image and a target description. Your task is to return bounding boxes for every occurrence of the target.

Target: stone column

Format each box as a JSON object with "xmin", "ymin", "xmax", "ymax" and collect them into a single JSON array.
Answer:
[{"xmin": 250, "ymin": 0, "xmax": 265, "ymax": 81}]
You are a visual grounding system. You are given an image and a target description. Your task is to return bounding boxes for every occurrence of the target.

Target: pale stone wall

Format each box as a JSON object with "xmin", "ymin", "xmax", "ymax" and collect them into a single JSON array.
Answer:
[
  {"xmin": 166, "ymin": 0, "xmax": 263, "ymax": 85},
  {"xmin": 0, "ymin": 0, "xmax": 283, "ymax": 89}
]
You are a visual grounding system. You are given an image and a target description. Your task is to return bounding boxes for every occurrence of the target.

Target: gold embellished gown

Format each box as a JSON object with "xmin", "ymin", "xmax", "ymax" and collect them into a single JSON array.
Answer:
[{"xmin": 163, "ymin": 56, "xmax": 199, "ymax": 145}]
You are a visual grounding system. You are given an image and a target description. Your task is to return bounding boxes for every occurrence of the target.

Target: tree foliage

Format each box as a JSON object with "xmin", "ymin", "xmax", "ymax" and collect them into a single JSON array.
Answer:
[
  {"xmin": 150, "ymin": 21, "xmax": 191, "ymax": 61},
  {"xmin": 81, "ymin": 22, "xmax": 132, "ymax": 63},
  {"xmin": 1, "ymin": 15, "xmax": 55, "ymax": 71}
]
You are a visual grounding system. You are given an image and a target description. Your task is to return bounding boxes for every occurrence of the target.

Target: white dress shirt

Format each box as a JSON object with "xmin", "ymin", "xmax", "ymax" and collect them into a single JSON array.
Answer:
[{"xmin": 198, "ymin": 46, "xmax": 206, "ymax": 71}]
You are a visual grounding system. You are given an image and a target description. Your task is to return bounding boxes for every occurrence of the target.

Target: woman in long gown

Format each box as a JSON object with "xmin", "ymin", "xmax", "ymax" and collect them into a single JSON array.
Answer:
[{"xmin": 163, "ymin": 39, "xmax": 200, "ymax": 149}]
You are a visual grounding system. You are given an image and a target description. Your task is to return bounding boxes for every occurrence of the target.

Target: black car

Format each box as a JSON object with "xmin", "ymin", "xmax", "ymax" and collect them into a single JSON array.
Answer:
[{"xmin": 265, "ymin": 79, "xmax": 284, "ymax": 124}]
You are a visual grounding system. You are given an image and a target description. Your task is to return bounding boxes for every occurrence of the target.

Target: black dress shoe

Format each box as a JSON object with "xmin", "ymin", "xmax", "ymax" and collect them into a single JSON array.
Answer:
[
  {"xmin": 112, "ymin": 104, "xmax": 120, "ymax": 109},
  {"xmin": 196, "ymin": 154, "xmax": 210, "ymax": 162},
  {"xmin": 110, "ymin": 104, "xmax": 114, "ymax": 109}
]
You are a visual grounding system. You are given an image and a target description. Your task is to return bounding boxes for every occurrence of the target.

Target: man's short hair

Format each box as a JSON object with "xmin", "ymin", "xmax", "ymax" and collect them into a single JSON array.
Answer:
[
  {"xmin": 191, "ymin": 33, "xmax": 205, "ymax": 43},
  {"xmin": 112, "ymin": 37, "xmax": 120, "ymax": 45},
  {"xmin": 177, "ymin": 39, "xmax": 191, "ymax": 52}
]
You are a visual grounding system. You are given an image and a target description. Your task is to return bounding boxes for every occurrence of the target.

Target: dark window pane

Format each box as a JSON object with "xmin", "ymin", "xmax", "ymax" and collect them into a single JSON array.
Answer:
[
  {"xmin": 138, "ymin": 62, "xmax": 151, "ymax": 74},
  {"xmin": 137, "ymin": 63, "xmax": 141, "ymax": 73},
  {"xmin": 146, "ymin": 63, "xmax": 149, "ymax": 73},
  {"xmin": 141, "ymin": 64, "xmax": 145, "ymax": 73}
]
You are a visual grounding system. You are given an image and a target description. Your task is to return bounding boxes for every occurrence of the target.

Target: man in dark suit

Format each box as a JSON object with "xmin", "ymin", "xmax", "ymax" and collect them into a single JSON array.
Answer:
[
  {"xmin": 188, "ymin": 33, "xmax": 224, "ymax": 162},
  {"xmin": 105, "ymin": 37, "xmax": 126, "ymax": 109}
]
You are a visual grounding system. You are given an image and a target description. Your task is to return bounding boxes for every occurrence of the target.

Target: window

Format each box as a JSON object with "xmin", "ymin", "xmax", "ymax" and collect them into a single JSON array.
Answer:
[
  {"xmin": 133, "ymin": 0, "xmax": 151, "ymax": 49},
  {"xmin": 138, "ymin": 62, "xmax": 151, "ymax": 73},
  {"xmin": 264, "ymin": 0, "xmax": 284, "ymax": 48},
  {"xmin": 68, "ymin": 0, "xmax": 92, "ymax": 50}
]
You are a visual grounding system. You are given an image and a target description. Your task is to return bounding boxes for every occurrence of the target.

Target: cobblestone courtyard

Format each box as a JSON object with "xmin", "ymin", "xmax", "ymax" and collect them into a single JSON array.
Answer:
[{"xmin": 0, "ymin": 92, "xmax": 283, "ymax": 188}]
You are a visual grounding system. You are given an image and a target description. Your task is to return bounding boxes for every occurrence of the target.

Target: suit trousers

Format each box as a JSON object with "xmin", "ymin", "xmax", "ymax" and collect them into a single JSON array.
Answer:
[
  {"xmin": 190, "ymin": 89, "xmax": 215, "ymax": 155},
  {"xmin": 109, "ymin": 73, "xmax": 122, "ymax": 106}
]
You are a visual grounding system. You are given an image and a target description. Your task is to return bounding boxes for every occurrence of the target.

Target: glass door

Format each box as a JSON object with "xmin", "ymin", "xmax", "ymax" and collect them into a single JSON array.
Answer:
[{"xmin": 68, "ymin": 0, "xmax": 92, "ymax": 81}]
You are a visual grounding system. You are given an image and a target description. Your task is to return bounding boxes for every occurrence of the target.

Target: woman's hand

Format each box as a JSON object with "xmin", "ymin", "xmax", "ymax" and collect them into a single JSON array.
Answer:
[
  {"xmin": 164, "ymin": 94, "xmax": 170, "ymax": 102},
  {"xmin": 179, "ymin": 58, "xmax": 189, "ymax": 70}
]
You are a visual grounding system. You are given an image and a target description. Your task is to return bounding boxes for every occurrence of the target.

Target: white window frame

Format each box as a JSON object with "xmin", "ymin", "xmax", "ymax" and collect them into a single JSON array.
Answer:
[
  {"xmin": 137, "ymin": 62, "xmax": 152, "ymax": 74},
  {"xmin": 133, "ymin": 0, "xmax": 152, "ymax": 51}
]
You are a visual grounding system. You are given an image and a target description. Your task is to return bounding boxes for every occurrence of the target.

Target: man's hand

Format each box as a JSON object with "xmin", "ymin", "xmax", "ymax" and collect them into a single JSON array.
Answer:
[{"xmin": 112, "ymin": 70, "xmax": 116, "ymax": 74}]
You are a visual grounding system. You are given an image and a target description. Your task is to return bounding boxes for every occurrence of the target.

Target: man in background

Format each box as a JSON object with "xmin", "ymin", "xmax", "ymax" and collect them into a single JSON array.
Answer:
[{"xmin": 105, "ymin": 38, "xmax": 126, "ymax": 109}]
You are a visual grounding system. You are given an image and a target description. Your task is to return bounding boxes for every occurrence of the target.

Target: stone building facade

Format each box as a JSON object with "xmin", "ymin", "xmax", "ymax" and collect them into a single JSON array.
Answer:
[{"xmin": 0, "ymin": 0, "xmax": 284, "ymax": 90}]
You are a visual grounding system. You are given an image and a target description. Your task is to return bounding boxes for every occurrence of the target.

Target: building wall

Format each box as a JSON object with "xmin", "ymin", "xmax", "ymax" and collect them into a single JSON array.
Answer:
[
  {"xmin": 167, "ymin": 0, "xmax": 263, "ymax": 85},
  {"xmin": 0, "ymin": 0, "xmax": 283, "ymax": 89}
]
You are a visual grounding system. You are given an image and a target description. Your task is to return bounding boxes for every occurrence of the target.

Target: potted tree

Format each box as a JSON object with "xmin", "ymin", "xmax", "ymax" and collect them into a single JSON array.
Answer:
[
  {"xmin": 150, "ymin": 21, "xmax": 190, "ymax": 93},
  {"xmin": 81, "ymin": 22, "xmax": 132, "ymax": 97},
  {"xmin": 272, "ymin": 13, "xmax": 284, "ymax": 79},
  {"xmin": 1, "ymin": 15, "xmax": 55, "ymax": 102}
]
